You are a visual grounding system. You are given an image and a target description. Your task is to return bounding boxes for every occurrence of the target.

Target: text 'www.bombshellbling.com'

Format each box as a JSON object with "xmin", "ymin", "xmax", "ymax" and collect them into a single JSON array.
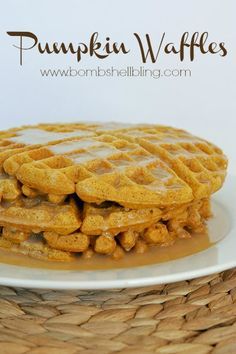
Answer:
[{"xmin": 40, "ymin": 66, "xmax": 192, "ymax": 79}]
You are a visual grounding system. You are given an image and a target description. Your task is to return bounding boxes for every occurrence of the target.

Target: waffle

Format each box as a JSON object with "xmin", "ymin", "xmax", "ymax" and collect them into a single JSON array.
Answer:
[
  {"xmin": 114, "ymin": 127, "xmax": 227, "ymax": 199},
  {"xmin": 81, "ymin": 202, "xmax": 163, "ymax": 235},
  {"xmin": 0, "ymin": 125, "xmax": 95, "ymax": 171},
  {"xmin": 0, "ymin": 198, "xmax": 81, "ymax": 235},
  {"xmin": 0, "ymin": 124, "xmax": 95, "ymax": 202},
  {"xmin": 0, "ymin": 122, "xmax": 227, "ymax": 262},
  {"xmin": 10, "ymin": 136, "xmax": 192, "ymax": 207}
]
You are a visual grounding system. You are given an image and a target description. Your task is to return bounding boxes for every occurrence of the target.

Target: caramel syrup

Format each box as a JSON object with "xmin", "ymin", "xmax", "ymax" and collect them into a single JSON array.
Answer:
[{"xmin": 0, "ymin": 232, "xmax": 211, "ymax": 271}]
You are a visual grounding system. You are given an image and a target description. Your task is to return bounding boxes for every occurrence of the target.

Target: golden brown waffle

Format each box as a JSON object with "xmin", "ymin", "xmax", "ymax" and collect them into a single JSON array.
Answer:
[
  {"xmin": 0, "ymin": 198, "xmax": 81, "ymax": 235},
  {"xmin": 0, "ymin": 235, "xmax": 73, "ymax": 261},
  {"xmin": 5, "ymin": 135, "xmax": 193, "ymax": 208},
  {"xmin": 0, "ymin": 125, "xmax": 95, "ymax": 169},
  {"xmin": 0, "ymin": 124, "xmax": 97, "ymax": 202},
  {"xmin": 114, "ymin": 126, "xmax": 228, "ymax": 199},
  {"xmin": 1, "ymin": 123, "xmax": 227, "ymax": 204},
  {"xmin": 0, "ymin": 197, "xmax": 210, "ymax": 260},
  {"xmin": 81, "ymin": 202, "xmax": 163, "ymax": 235},
  {"xmin": 0, "ymin": 122, "xmax": 150, "ymax": 200},
  {"xmin": 0, "ymin": 122, "xmax": 227, "ymax": 261}
]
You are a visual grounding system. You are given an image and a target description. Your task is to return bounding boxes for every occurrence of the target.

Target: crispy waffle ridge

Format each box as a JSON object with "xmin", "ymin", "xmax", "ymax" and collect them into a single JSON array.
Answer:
[{"xmin": 0, "ymin": 122, "xmax": 228, "ymax": 261}]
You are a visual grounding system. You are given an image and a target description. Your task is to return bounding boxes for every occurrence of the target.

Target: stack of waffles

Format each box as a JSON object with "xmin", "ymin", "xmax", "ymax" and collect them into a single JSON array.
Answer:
[{"xmin": 0, "ymin": 122, "xmax": 228, "ymax": 261}]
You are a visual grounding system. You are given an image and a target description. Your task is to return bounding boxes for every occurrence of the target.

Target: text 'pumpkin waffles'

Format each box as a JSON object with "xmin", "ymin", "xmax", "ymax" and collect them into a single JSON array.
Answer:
[{"xmin": 0, "ymin": 122, "xmax": 227, "ymax": 261}]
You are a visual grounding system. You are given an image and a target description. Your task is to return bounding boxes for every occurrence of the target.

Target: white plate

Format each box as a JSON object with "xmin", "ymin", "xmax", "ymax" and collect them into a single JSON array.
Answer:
[{"xmin": 0, "ymin": 175, "xmax": 235, "ymax": 290}]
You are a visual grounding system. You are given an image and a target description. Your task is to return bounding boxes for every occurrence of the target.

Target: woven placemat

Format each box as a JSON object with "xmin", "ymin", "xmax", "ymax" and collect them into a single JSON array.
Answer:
[{"xmin": 0, "ymin": 269, "xmax": 236, "ymax": 354}]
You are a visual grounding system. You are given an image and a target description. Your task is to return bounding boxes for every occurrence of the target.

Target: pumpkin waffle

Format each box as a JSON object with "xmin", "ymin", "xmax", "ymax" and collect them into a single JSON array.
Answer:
[
  {"xmin": 0, "ymin": 196, "xmax": 211, "ymax": 259},
  {"xmin": 5, "ymin": 135, "xmax": 193, "ymax": 207},
  {"xmin": 0, "ymin": 124, "xmax": 97, "ymax": 203},
  {"xmin": 0, "ymin": 197, "xmax": 81, "ymax": 235},
  {"xmin": 0, "ymin": 122, "xmax": 227, "ymax": 262},
  {"xmin": 0, "ymin": 125, "xmax": 95, "ymax": 171},
  {"xmin": 114, "ymin": 127, "xmax": 227, "ymax": 199},
  {"xmin": 81, "ymin": 202, "xmax": 163, "ymax": 235}
]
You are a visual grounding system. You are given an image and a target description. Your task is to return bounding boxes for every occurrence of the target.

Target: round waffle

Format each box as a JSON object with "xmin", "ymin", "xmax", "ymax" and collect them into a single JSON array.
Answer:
[{"xmin": 0, "ymin": 122, "xmax": 228, "ymax": 261}]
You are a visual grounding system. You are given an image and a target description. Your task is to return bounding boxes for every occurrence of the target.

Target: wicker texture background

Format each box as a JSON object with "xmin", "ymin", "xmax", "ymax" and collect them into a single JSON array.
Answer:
[{"xmin": 0, "ymin": 269, "xmax": 236, "ymax": 354}]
